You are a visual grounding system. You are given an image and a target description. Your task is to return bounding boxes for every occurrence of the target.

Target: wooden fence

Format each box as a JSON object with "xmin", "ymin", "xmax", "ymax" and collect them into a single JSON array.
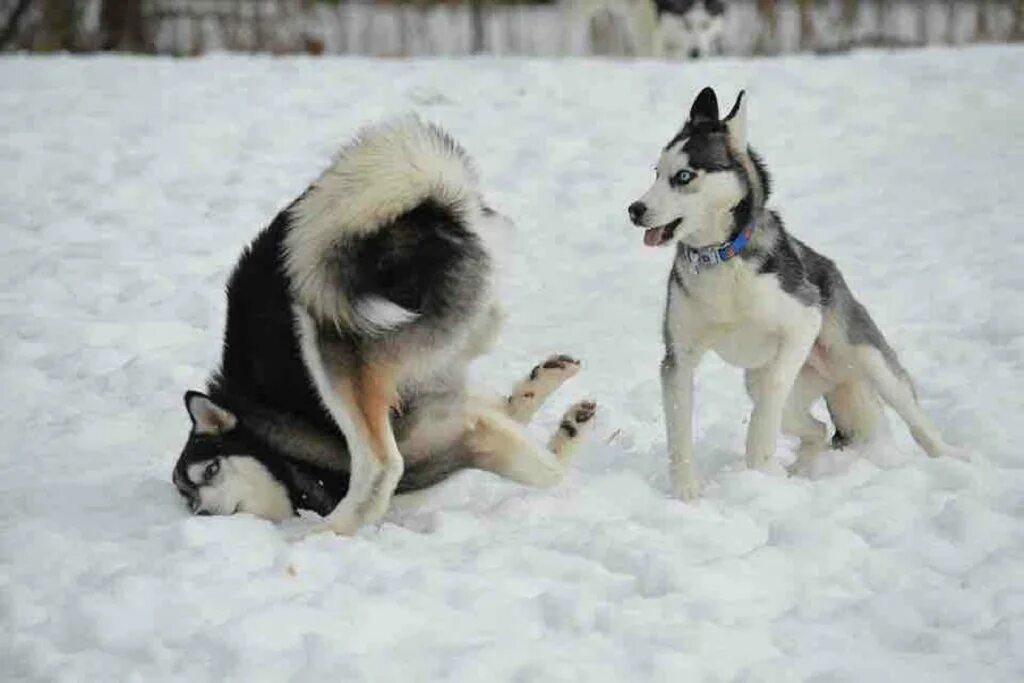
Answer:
[{"xmin": 2, "ymin": 0, "xmax": 1022, "ymax": 55}]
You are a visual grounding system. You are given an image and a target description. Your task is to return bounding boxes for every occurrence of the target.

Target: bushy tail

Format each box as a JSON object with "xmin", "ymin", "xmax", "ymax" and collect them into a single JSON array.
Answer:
[
  {"xmin": 826, "ymin": 379, "xmax": 883, "ymax": 448},
  {"xmin": 281, "ymin": 116, "xmax": 481, "ymax": 335}
]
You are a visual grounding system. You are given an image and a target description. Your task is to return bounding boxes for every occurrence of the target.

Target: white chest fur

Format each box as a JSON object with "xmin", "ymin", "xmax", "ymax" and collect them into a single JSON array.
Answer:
[{"xmin": 667, "ymin": 260, "xmax": 820, "ymax": 370}]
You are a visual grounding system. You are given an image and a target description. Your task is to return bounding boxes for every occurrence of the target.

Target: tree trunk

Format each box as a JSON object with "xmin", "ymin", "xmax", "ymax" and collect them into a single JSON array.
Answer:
[
  {"xmin": 100, "ymin": 0, "xmax": 148, "ymax": 51},
  {"xmin": 0, "ymin": 0, "xmax": 34, "ymax": 50},
  {"xmin": 797, "ymin": 0, "xmax": 815, "ymax": 51}
]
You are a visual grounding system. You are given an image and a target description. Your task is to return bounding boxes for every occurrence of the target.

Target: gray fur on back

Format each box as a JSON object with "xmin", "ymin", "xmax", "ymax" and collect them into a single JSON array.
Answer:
[{"xmin": 720, "ymin": 209, "xmax": 912, "ymax": 384}]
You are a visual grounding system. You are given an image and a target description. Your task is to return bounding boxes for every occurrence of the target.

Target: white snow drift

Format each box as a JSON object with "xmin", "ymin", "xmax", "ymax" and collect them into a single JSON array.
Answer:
[{"xmin": 1, "ymin": 48, "xmax": 1023, "ymax": 681}]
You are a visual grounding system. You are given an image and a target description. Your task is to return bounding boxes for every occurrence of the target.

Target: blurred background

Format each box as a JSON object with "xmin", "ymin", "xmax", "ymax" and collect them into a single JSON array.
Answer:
[{"xmin": 2, "ymin": 0, "xmax": 1021, "ymax": 58}]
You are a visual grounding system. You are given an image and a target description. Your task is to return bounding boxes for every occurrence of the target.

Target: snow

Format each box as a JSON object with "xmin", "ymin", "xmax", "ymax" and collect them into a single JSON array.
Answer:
[{"xmin": 2, "ymin": 47, "xmax": 1023, "ymax": 681}]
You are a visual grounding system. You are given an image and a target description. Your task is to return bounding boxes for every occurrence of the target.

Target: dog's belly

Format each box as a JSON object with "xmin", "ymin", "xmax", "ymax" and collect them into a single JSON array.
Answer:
[{"xmin": 713, "ymin": 326, "xmax": 779, "ymax": 369}]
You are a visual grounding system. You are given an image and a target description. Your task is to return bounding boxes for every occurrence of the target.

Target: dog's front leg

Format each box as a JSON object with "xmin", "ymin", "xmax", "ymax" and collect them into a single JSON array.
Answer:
[
  {"xmin": 662, "ymin": 349, "xmax": 701, "ymax": 501},
  {"xmin": 744, "ymin": 316, "xmax": 821, "ymax": 470}
]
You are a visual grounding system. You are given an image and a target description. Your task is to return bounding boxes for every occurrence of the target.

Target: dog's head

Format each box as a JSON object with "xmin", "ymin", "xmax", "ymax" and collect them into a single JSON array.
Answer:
[
  {"xmin": 629, "ymin": 87, "xmax": 755, "ymax": 247},
  {"xmin": 172, "ymin": 391, "xmax": 295, "ymax": 521},
  {"xmin": 656, "ymin": 0, "xmax": 727, "ymax": 59}
]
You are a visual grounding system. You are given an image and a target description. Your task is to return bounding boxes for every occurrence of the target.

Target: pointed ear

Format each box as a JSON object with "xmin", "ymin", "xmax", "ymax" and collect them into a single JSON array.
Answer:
[
  {"xmin": 184, "ymin": 391, "xmax": 237, "ymax": 435},
  {"xmin": 689, "ymin": 87, "xmax": 720, "ymax": 124},
  {"xmin": 724, "ymin": 90, "xmax": 748, "ymax": 150}
]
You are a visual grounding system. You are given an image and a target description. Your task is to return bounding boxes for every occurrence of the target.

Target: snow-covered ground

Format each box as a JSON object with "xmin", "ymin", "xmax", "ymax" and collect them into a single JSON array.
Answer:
[{"xmin": 2, "ymin": 47, "xmax": 1023, "ymax": 682}]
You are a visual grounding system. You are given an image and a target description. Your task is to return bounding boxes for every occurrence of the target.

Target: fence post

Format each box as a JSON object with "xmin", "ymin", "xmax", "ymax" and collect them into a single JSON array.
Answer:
[
  {"xmin": 100, "ymin": 0, "xmax": 151, "ymax": 51},
  {"xmin": 754, "ymin": 0, "xmax": 778, "ymax": 54},
  {"xmin": 797, "ymin": 0, "xmax": 815, "ymax": 51},
  {"xmin": 37, "ymin": 0, "xmax": 79, "ymax": 51},
  {"xmin": 470, "ymin": 0, "xmax": 485, "ymax": 53}
]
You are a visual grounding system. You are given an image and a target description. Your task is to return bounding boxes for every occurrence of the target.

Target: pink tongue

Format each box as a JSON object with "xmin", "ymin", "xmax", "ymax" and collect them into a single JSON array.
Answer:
[{"xmin": 643, "ymin": 227, "xmax": 665, "ymax": 247}]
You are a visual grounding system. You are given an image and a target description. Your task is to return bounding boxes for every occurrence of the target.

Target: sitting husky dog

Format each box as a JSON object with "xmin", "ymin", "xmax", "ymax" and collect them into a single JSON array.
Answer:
[
  {"xmin": 173, "ymin": 117, "xmax": 596, "ymax": 532},
  {"xmin": 653, "ymin": 0, "xmax": 727, "ymax": 60},
  {"xmin": 628, "ymin": 88, "xmax": 949, "ymax": 500}
]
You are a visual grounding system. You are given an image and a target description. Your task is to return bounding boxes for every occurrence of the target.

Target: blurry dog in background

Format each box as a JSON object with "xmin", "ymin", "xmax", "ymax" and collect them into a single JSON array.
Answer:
[
  {"xmin": 652, "ymin": 0, "xmax": 727, "ymax": 59},
  {"xmin": 570, "ymin": 0, "xmax": 727, "ymax": 58},
  {"xmin": 173, "ymin": 117, "xmax": 596, "ymax": 533}
]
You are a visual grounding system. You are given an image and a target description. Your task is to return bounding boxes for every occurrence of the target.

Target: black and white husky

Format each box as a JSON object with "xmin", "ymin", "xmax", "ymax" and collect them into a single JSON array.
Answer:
[
  {"xmin": 629, "ymin": 88, "xmax": 951, "ymax": 500},
  {"xmin": 172, "ymin": 117, "xmax": 596, "ymax": 532},
  {"xmin": 652, "ymin": 0, "xmax": 727, "ymax": 59}
]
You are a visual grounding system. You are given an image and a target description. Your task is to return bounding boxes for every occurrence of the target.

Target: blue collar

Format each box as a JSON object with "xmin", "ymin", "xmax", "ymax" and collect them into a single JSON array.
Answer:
[{"xmin": 678, "ymin": 223, "xmax": 755, "ymax": 273}]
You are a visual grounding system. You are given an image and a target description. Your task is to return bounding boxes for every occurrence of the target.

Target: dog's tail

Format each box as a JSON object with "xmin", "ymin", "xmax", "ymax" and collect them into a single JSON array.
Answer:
[
  {"xmin": 826, "ymin": 379, "xmax": 884, "ymax": 449},
  {"xmin": 282, "ymin": 116, "xmax": 483, "ymax": 335}
]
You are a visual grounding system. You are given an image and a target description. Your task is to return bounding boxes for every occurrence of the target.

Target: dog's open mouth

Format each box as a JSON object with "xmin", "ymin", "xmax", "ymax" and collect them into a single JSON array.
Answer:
[{"xmin": 643, "ymin": 218, "xmax": 681, "ymax": 247}]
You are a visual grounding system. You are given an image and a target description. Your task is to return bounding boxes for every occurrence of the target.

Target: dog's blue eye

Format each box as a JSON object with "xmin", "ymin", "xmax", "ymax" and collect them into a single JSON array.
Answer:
[
  {"xmin": 672, "ymin": 170, "xmax": 696, "ymax": 187},
  {"xmin": 203, "ymin": 460, "xmax": 220, "ymax": 482}
]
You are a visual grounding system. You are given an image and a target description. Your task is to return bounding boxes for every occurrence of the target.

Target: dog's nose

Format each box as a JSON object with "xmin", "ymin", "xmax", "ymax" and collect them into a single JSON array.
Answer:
[
  {"xmin": 628, "ymin": 202, "xmax": 647, "ymax": 224},
  {"xmin": 689, "ymin": 48, "xmax": 701, "ymax": 59}
]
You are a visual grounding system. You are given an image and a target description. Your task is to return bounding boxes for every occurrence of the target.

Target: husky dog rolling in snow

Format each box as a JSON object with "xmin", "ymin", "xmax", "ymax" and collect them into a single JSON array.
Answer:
[
  {"xmin": 172, "ymin": 118, "xmax": 596, "ymax": 532},
  {"xmin": 629, "ymin": 87, "xmax": 950, "ymax": 500},
  {"xmin": 652, "ymin": 0, "xmax": 727, "ymax": 59}
]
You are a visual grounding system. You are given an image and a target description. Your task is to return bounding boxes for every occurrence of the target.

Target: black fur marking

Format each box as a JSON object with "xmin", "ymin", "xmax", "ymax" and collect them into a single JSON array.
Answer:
[
  {"xmin": 682, "ymin": 135, "xmax": 733, "ymax": 172},
  {"xmin": 831, "ymin": 430, "xmax": 852, "ymax": 450},
  {"xmin": 755, "ymin": 234, "xmax": 819, "ymax": 306},
  {"xmin": 320, "ymin": 199, "xmax": 489, "ymax": 339},
  {"xmin": 559, "ymin": 420, "xmax": 578, "ymax": 438},
  {"xmin": 655, "ymin": 0, "xmax": 726, "ymax": 18},
  {"xmin": 794, "ymin": 236, "xmax": 838, "ymax": 308},
  {"xmin": 573, "ymin": 401, "xmax": 597, "ymax": 422}
]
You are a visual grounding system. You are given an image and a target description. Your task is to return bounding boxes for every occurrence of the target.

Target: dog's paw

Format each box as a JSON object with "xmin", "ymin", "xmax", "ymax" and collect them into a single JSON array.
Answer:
[
  {"xmin": 562, "ymin": 399, "xmax": 597, "ymax": 433},
  {"xmin": 672, "ymin": 477, "xmax": 701, "ymax": 502},
  {"xmin": 548, "ymin": 399, "xmax": 598, "ymax": 458},
  {"xmin": 941, "ymin": 444, "xmax": 972, "ymax": 463},
  {"xmin": 318, "ymin": 506, "xmax": 365, "ymax": 537},
  {"xmin": 529, "ymin": 354, "xmax": 581, "ymax": 383},
  {"xmin": 508, "ymin": 355, "xmax": 583, "ymax": 422}
]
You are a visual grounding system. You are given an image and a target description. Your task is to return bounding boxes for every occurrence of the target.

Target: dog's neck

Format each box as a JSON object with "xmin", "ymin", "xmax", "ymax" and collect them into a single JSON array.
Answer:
[{"xmin": 679, "ymin": 204, "xmax": 751, "ymax": 250}]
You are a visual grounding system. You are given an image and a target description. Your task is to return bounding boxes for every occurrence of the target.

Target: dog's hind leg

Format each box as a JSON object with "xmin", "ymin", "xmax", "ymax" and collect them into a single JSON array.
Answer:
[
  {"xmin": 295, "ymin": 309, "xmax": 404, "ymax": 535},
  {"xmin": 505, "ymin": 354, "xmax": 581, "ymax": 423},
  {"xmin": 825, "ymin": 378, "xmax": 883, "ymax": 450},
  {"xmin": 855, "ymin": 346, "xmax": 947, "ymax": 457},
  {"xmin": 467, "ymin": 400, "xmax": 596, "ymax": 487}
]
